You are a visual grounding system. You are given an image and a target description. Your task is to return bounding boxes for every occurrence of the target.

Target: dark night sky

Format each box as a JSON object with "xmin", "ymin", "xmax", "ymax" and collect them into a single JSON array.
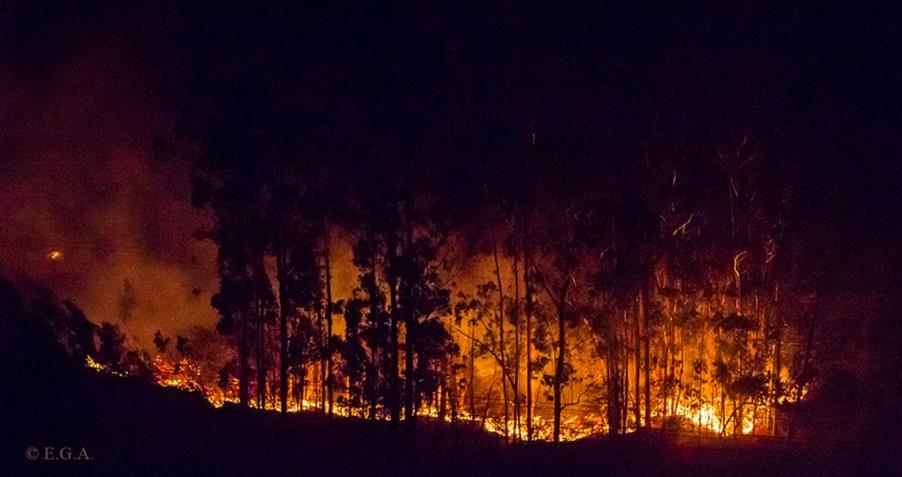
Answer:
[{"xmin": 1, "ymin": 1, "xmax": 901, "ymax": 343}]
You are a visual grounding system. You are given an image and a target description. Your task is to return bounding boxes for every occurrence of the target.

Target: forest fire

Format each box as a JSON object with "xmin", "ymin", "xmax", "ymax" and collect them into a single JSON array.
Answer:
[
  {"xmin": 81, "ymin": 343, "xmax": 803, "ymax": 441},
  {"xmin": 74, "ymin": 155, "xmax": 819, "ymax": 440},
  {"xmin": 6, "ymin": 2, "xmax": 901, "ymax": 475}
]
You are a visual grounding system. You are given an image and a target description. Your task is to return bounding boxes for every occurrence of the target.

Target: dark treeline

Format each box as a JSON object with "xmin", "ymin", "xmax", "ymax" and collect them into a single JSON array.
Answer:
[
  {"xmin": 154, "ymin": 3, "xmax": 902, "ymax": 443},
  {"xmin": 0, "ymin": 276, "xmax": 145, "ymax": 393}
]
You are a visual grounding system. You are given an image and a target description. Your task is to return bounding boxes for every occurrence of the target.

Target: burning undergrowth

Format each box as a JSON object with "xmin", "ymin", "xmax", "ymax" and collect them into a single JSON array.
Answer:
[{"xmin": 3, "ymin": 266, "xmax": 819, "ymax": 444}]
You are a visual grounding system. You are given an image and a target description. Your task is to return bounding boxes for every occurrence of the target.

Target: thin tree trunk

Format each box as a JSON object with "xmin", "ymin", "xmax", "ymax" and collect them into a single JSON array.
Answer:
[
  {"xmin": 721, "ymin": 388, "xmax": 727, "ymax": 435},
  {"xmin": 298, "ymin": 365, "xmax": 306, "ymax": 410},
  {"xmin": 634, "ymin": 296, "xmax": 641, "ymax": 428},
  {"xmin": 553, "ymin": 279, "xmax": 571, "ymax": 442},
  {"xmin": 239, "ymin": 317, "xmax": 249, "ymax": 406},
  {"xmin": 607, "ymin": 313, "xmax": 622, "ymax": 435},
  {"xmin": 772, "ymin": 282, "xmax": 782, "ymax": 436},
  {"xmin": 640, "ymin": 285, "xmax": 651, "ymax": 428},
  {"xmin": 523, "ymin": 229, "xmax": 534, "ymax": 441},
  {"xmin": 469, "ymin": 316, "xmax": 476, "ymax": 419},
  {"xmin": 512, "ymin": 250, "xmax": 522, "ymax": 440},
  {"xmin": 387, "ymin": 237, "xmax": 401, "ymax": 424},
  {"xmin": 257, "ymin": 315, "xmax": 266, "ymax": 409},
  {"xmin": 317, "ymin": 305, "xmax": 326, "ymax": 413},
  {"xmin": 366, "ymin": 231, "xmax": 382, "ymax": 421},
  {"xmin": 438, "ymin": 360, "xmax": 448, "ymax": 422},
  {"xmin": 662, "ymin": 309, "xmax": 670, "ymax": 419},
  {"xmin": 675, "ymin": 336, "xmax": 684, "ymax": 415},
  {"xmin": 403, "ymin": 208, "xmax": 417, "ymax": 426},
  {"xmin": 491, "ymin": 231, "xmax": 509, "ymax": 438},
  {"xmin": 276, "ymin": 232, "xmax": 289, "ymax": 414},
  {"xmin": 621, "ymin": 312, "xmax": 629, "ymax": 430},
  {"xmin": 323, "ymin": 226, "xmax": 334, "ymax": 416},
  {"xmin": 238, "ymin": 213, "xmax": 250, "ymax": 407},
  {"xmin": 404, "ymin": 300, "xmax": 416, "ymax": 424}
]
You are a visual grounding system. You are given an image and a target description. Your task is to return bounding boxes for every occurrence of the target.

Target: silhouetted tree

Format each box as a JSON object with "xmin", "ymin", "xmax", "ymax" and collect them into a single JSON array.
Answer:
[{"xmin": 97, "ymin": 322, "xmax": 125, "ymax": 372}]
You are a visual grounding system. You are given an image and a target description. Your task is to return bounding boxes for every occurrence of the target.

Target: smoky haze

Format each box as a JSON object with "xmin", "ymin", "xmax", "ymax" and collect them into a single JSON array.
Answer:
[{"xmin": 0, "ymin": 7, "xmax": 217, "ymax": 346}]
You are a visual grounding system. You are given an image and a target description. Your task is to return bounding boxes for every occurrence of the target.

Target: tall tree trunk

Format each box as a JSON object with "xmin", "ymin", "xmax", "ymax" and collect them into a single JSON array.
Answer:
[
  {"xmin": 387, "ymin": 236, "xmax": 401, "ymax": 424},
  {"xmin": 469, "ymin": 316, "xmax": 476, "ymax": 418},
  {"xmin": 553, "ymin": 279, "xmax": 571, "ymax": 443},
  {"xmin": 438, "ymin": 373, "xmax": 447, "ymax": 421},
  {"xmin": 316, "ymin": 306, "xmax": 326, "ymax": 413},
  {"xmin": 389, "ymin": 284, "xmax": 400, "ymax": 423},
  {"xmin": 403, "ymin": 209, "xmax": 417, "ymax": 426},
  {"xmin": 621, "ymin": 320, "xmax": 629, "ymax": 430},
  {"xmin": 634, "ymin": 296, "xmax": 641, "ymax": 428},
  {"xmin": 239, "ymin": 317, "xmax": 249, "ymax": 407},
  {"xmin": 662, "ymin": 310, "xmax": 670, "ymax": 419},
  {"xmin": 640, "ymin": 285, "xmax": 651, "ymax": 428},
  {"xmin": 772, "ymin": 283, "xmax": 782, "ymax": 436},
  {"xmin": 366, "ymin": 236, "xmax": 382, "ymax": 421},
  {"xmin": 720, "ymin": 387, "xmax": 727, "ymax": 435},
  {"xmin": 491, "ymin": 231, "xmax": 509, "ymax": 438},
  {"xmin": 297, "ymin": 366, "xmax": 305, "ymax": 410},
  {"xmin": 367, "ymin": 349, "xmax": 378, "ymax": 420},
  {"xmin": 676, "ymin": 337, "xmax": 684, "ymax": 415},
  {"xmin": 238, "ymin": 213, "xmax": 250, "ymax": 407},
  {"xmin": 523, "ymin": 231, "xmax": 534, "ymax": 441},
  {"xmin": 512, "ymin": 249, "xmax": 522, "ymax": 440},
  {"xmin": 257, "ymin": 315, "xmax": 266, "ymax": 409},
  {"xmin": 276, "ymin": 234, "xmax": 289, "ymax": 414},
  {"xmin": 607, "ymin": 314, "xmax": 622, "ymax": 435},
  {"xmin": 405, "ymin": 316, "xmax": 415, "ymax": 424},
  {"xmin": 323, "ymin": 226, "xmax": 334, "ymax": 416}
]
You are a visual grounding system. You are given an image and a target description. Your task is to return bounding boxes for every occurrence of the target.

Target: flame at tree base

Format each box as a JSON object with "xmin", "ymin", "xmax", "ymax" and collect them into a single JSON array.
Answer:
[{"xmin": 84, "ymin": 355, "xmax": 799, "ymax": 441}]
